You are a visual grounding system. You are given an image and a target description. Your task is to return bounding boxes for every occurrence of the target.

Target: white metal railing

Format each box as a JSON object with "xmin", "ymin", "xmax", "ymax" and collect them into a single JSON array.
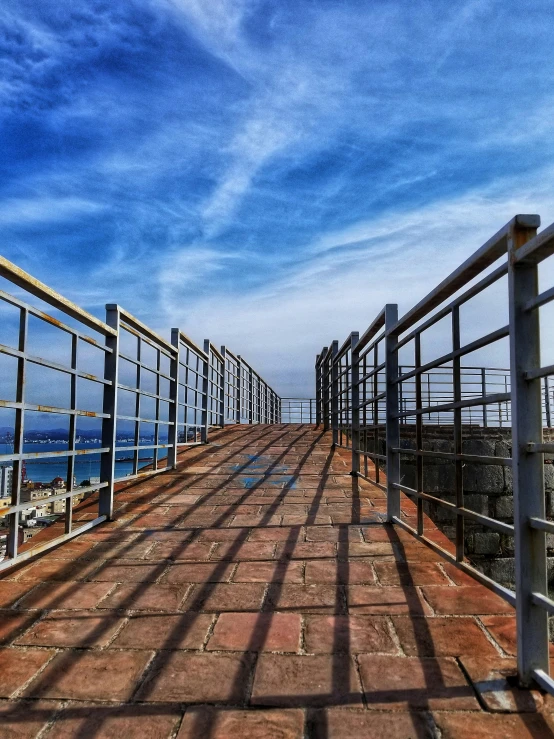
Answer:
[
  {"xmin": 316, "ymin": 214, "xmax": 554, "ymax": 693},
  {"xmin": 0, "ymin": 256, "xmax": 281, "ymax": 571}
]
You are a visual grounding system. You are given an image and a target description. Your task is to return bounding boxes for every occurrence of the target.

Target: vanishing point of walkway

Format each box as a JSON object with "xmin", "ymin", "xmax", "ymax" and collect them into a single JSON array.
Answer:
[{"xmin": 0, "ymin": 424, "xmax": 553, "ymax": 738}]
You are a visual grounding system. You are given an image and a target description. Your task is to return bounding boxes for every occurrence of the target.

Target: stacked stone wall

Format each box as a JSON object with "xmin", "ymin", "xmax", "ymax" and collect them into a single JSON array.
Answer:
[{"xmin": 371, "ymin": 425, "xmax": 554, "ymax": 588}]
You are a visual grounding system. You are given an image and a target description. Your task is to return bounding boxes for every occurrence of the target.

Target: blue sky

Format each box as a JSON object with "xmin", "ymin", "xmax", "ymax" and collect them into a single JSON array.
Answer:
[{"xmin": 2, "ymin": 0, "xmax": 554, "ymax": 395}]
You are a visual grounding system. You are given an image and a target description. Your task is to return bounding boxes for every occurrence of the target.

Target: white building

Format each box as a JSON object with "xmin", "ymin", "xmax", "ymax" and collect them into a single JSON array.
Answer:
[{"xmin": 0, "ymin": 466, "xmax": 13, "ymax": 499}]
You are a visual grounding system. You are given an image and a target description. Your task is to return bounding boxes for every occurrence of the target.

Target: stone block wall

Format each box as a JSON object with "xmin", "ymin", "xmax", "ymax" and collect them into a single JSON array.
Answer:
[{"xmin": 371, "ymin": 425, "xmax": 554, "ymax": 589}]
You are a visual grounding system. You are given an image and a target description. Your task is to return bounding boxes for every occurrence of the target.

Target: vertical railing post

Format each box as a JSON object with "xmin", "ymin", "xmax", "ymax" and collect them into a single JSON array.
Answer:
[
  {"xmin": 7, "ymin": 306, "xmax": 28, "ymax": 559},
  {"xmin": 248, "ymin": 367, "xmax": 253, "ymax": 424},
  {"xmin": 201, "ymin": 340, "xmax": 210, "ymax": 442},
  {"xmin": 219, "ymin": 346, "xmax": 226, "ymax": 427},
  {"xmin": 481, "ymin": 367, "xmax": 488, "ymax": 427},
  {"xmin": 315, "ymin": 356, "xmax": 321, "ymax": 426},
  {"xmin": 331, "ymin": 340, "xmax": 339, "ymax": 446},
  {"xmin": 237, "ymin": 357, "xmax": 242, "ymax": 423},
  {"xmin": 508, "ymin": 216, "xmax": 547, "ymax": 687},
  {"xmin": 385, "ymin": 304, "xmax": 400, "ymax": 522},
  {"xmin": 100, "ymin": 304, "xmax": 120, "ymax": 520},
  {"xmin": 351, "ymin": 332, "xmax": 360, "ymax": 476},
  {"xmin": 168, "ymin": 329, "xmax": 180, "ymax": 468}
]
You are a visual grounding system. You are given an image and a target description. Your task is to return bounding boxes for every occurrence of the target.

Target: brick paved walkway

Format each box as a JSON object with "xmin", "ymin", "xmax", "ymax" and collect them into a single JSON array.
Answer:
[{"xmin": 1, "ymin": 424, "xmax": 553, "ymax": 737}]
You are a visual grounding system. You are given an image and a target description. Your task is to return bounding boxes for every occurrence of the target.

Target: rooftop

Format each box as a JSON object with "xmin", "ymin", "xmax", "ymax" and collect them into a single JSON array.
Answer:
[{"xmin": 0, "ymin": 424, "xmax": 551, "ymax": 738}]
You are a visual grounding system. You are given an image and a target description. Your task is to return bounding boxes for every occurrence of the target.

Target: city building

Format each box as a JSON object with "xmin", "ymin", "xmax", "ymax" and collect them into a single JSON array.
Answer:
[{"xmin": 0, "ymin": 466, "xmax": 12, "ymax": 499}]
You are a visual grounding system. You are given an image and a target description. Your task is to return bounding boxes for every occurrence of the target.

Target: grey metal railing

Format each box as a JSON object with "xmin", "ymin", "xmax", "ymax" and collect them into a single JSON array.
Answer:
[
  {"xmin": 0, "ymin": 256, "xmax": 281, "ymax": 571},
  {"xmin": 316, "ymin": 214, "xmax": 554, "ymax": 694},
  {"xmin": 280, "ymin": 398, "xmax": 316, "ymax": 423}
]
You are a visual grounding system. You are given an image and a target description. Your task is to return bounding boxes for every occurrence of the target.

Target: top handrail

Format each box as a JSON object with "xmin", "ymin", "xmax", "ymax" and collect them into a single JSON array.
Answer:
[
  {"xmin": 0, "ymin": 255, "xmax": 116, "ymax": 337},
  {"xmin": 390, "ymin": 214, "xmax": 540, "ymax": 336}
]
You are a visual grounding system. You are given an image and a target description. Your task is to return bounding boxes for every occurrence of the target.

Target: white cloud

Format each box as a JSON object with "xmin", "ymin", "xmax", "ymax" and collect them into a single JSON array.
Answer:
[{"xmin": 0, "ymin": 197, "xmax": 104, "ymax": 226}]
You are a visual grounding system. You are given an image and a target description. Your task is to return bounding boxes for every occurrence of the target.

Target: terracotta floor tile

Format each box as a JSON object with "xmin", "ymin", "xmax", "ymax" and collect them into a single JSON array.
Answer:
[
  {"xmin": 233, "ymin": 561, "xmax": 304, "ymax": 583},
  {"xmin": 265, "ymin": 584, "xmax": 343, "ymax": 613},
  {"xmin": 358, "ymin": 654, "xmax": 479, "ymax": 710},
  {"xmin": 207, "ymin": 612, "xmax": 301, "ymax": 652},
  {"xmin": 248, "ymin": 526, "xmax": 303, "ymax": 541},
  {"xmin": 48, "ymin": 704, "xmax": 182, "ymax": 738},
  {"xmin": 137, "ymin": 652, "xmax": 255, "ymax": 703},
  {"xmin": 346, "ymin": 542, "xmax": 396, "ymax": 557},
  {"xmin": 304, "ymin": 526, "xmax": 361, "ymax": 542},
  {"xmin": 0, "ymin": 612, "xmax": 40, "ymax": 645},
  {"xmin": 0, "ymin": 649, "xmax": 54, "ymax": 697},
  {"xmin": 178, "ymin": 707, "xmax": 304, "ymax": 739},
  {"xmin": 24, "ymin": 650, "xmax": 151, "ymax": 701},
  {"xmin": 196, "ymin": 528, "xmax": 251, "ymax": 541},
  {"xmin": 98, "ymin": 582, "xmax": 190, "ymax": 611},
  {"xmin": 146, "ymin": 542, "xmax": 214, "ymax": 560},
  {"xmin": 304, "ymin": 615, "xmax": 396, "ymax": 654},
  {"xmin": 0, "ymin": 582, "xmax": 34, "ymax": 608},
  {"xmin": 15, "ymin": 609, "xmax": 123, "ymax": 648},
  {"xmin": 459, "ymin": 656, "xmax": 543, "ymax": 712},
  {"xmin": 480, "ymin": 615, "xmax": 518, "ymax": 655},
  {"xmin": 88, "ymin": 562, "xmax": 164, "ymax": 582},
  {"xmin": 0, "ymin": 700, "xmax": 61, "ymax": 738},
  {"xmin": 433, "ymin": 711, "xmax": 554, "ymax": 738},
  {"xmin": 374, "ymin": 562, "xmax": 450, "ymax": 586},
  {"xmin": 111, "ymin": 613, "xmax": 213, "ymax": 649},
  {"xmin": 420, "ymin": 585, "xmax": 515, "ymax": 615},
  {"xmin": 312, "ymin": 709, "xmax": 434, "ymax": 738},
  {"xmin": 187, "ymin": 582, "xmax": 266, "ymax": 611},
  {"xmin": 16, "ymin": 581, "xmax": 114, "ymax": 610},
  {"xmin": 211, "ymin": 542, "xmax": 276, "ymax": 561},
  {"xmin": 304, "ymin": 560, "xmax": 376, "ymax": 585},
  {"xmin": 276, "ymin": 543, "xmax": 336, "ymax": 560},
  {"xmin": 161, "ymin": 563, "xmax": 234, "ymax": 584},
  {"xmin": 347, "ymin": 586, "xmax": 432, "ymax": 615},
  {"xmin": 391, "ymin": 616, "xmax": 500, "ymax": 657},
  {"xmin": 251, "ymin": 654, "xmax": 362, "ymax": 707}
]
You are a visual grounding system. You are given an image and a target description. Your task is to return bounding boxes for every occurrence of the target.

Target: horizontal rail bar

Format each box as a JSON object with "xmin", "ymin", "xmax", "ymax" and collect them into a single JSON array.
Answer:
[
  {"xmin": 0, "ymin": 399, "xmax": 109, "ymax": 418},
  {"xmin": 391, "ymin": 448, "xmax": 512, "ymax": 466},
  {"xmin": 513, "ymin": 220, "xmax": 554, "ymax": 265},
  {"xmin": 391, "ymin": 215, "xmax": 539, "ymax": 335},
  {"xmin": 2, "ymin": 482, "xmax": 109, "ymax": 515},
  {"xmin": 0, "ymin": 257, "xmax": 116, "ymax": 336},
  {"xmin": 392, "ymin": 483, "xmax": 514, "ymax": 535},
  {"xmin": 529, "ymin": 517, "xmax": 554, "ymax": 534},
  {"xmin": 0, "ymin": 515, "xmax": 108, "ymax": 573},
  {"xmin": 0, "ymin": 447, "xmax": 110, "ymax": 462}
]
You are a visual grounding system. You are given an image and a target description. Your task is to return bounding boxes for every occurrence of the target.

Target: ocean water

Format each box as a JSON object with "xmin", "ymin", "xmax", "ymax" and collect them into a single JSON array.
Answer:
[{"xmin": 0, "ymin": 441, "xmax": 167, "ymax": 485}]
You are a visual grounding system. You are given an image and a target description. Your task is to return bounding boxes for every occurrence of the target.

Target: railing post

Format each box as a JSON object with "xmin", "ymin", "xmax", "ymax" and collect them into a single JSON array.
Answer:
[
  {"xmin": 168, "ymin": 329, "xmax": 180, "ymax": 468},
  {"xmin": 237, "ymin": 357, "xmax": 242, "ymax": 423},
  {"xmin": 331, "ymin": 340, "xmax": 339, "ymax": 446},
  {"xmin": 201, "ymin": 340, "xmax": 210, "ymax": 442},
  {"xmin": 248, "ymin": 367, "xmax": 253, "ymax": 424},
  {"xmin": 481, "ymin": 367, "xmax": 488, "ymax": 427},
  {"xmin": 100, "ymin": 304, "xmax": 120, "ymax": 520},
  {"xmin": 351, "ymin": 332, "xmax": 360, "ymax": 475},
  {"xmin": 385, "ymin": 304, "xmax": 400, "ymax": 522},
  {"xmin": 315, "ymin": 357, "xmax": 321, "ymax": 426},
  {"xmin": 507, "ymin": 216, "xmax": 547, "ymax": 687},
  {"xmin": 7, "ymin": 306, "xmax": 28, "ymax": 559},
  {"xmin": 219, "ymin": 346, "xmax": 226, "ymax": 427}
]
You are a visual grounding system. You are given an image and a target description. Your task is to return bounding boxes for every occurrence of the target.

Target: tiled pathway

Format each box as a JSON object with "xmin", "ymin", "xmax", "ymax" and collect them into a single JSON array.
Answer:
[{"xmin": 0, "ymin": 424, "xmax": 553, "ymax": 738}]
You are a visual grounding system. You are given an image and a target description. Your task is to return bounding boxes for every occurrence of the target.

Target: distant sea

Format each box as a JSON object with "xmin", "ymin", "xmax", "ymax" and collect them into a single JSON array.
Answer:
[{"xmin": 0, "ymin": 441, "xmax": 167, "ymax": 484}]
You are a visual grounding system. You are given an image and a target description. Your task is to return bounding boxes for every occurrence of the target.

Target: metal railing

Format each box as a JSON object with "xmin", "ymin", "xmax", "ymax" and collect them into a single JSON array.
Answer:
[
  {"xmin": 280, "ymin": 398, "xmax": 316, "ymax": 423},
  {"xmin": 0, "ymin": 256, "xmax": 280, "ymax": 571},
  {"xmin": 316, "ymin": 214, "xmax": 554, "ymax": 693}
]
